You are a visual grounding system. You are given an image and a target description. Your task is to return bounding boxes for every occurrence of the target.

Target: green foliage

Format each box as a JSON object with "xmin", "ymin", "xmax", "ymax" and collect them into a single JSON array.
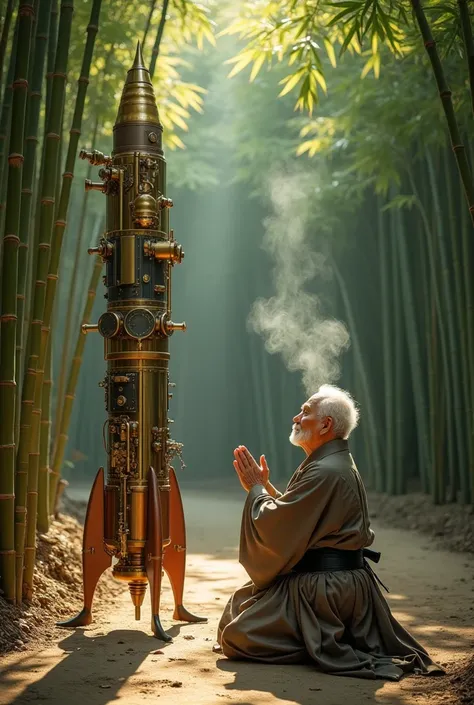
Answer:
[
  {"xmin": 66, "ymin": 0, "xmax": 216, "ymax": 155},
  {"xmin": 168, "ymin": 0, "xmax": 216, "ymax": 50},
  {"xmin": 220, "ymin": 1, "xmax": 344, "ymax": 114},
  {"xmin": 219, "ymin": 0, "xmax": 470, "ymax": 117}
]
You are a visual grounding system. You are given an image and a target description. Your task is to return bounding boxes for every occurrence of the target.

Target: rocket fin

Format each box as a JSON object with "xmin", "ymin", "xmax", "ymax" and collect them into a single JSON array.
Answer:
[
  {"xmin": 146, "ymin": 466, "xmax": 172, "ymax": 641},
  {"xmin": 57, "ymin": 467, "xmax": 111, "ymax": 628},
  {"xmin": 163, "ymin": 467, "xmax": 206, "ymax": 623}
]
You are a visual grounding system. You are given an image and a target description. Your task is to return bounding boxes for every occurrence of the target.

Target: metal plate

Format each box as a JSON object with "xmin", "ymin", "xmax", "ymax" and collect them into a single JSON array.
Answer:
[{"xmin": 108, "ymin": 372, "xmax": 137, "ymax": 412}]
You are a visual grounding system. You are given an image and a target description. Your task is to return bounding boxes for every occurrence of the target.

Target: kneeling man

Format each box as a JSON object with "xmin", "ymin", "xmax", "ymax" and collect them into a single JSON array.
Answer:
[{"xmin": 216, "ymin": 384, "xmax": 442, "ymax": 680}]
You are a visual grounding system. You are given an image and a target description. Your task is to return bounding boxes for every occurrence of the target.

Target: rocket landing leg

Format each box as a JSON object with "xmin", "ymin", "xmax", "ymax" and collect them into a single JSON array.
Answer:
[
  {"xmin": 163, "ymin": 468, "xmax": 207, "ymax": 624},
  {"xmin": 57, "ymin": 467, "xmax": 112, "ymax": 628},
  {"xmin": 146, "ymin": 467, "xmax": 172, "ymax": 642}
]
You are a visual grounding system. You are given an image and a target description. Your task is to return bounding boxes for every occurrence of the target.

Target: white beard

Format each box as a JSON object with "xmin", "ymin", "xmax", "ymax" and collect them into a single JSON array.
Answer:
[{"xmin": 289, "ymin": 426, "xmax": 312, "ymax": 447}]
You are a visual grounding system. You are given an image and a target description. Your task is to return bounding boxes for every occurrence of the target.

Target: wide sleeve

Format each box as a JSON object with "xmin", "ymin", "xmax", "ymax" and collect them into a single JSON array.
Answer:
[{"xmin": 239, "ymin": 467, "xmax": 349, "ymax": 589}]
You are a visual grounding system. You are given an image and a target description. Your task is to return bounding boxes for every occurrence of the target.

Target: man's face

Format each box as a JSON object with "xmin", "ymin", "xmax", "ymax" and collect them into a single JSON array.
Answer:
[{"xmin": 289, "ymin": 397, "xmax": 322, "ymax": 448}]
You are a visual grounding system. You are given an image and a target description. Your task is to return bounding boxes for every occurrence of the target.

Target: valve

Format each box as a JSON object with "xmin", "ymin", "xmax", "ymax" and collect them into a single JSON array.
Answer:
[
  {"xmin": 156, "ymin": 313, "xmax": 186, "ymax": 337},
  {"xmin": 99, "ymin": 166, "xmax": 120, "ymax": 181},
  {"xmin": 85, "ymin": 179, "xmax": 107, "ymax": 193},
  {"xmin": 159, "ymin": 196, "xmax": 173, "ymax": 209},
  {"xmin": 167, "ymin": 321, "xmax": 186, "ymax": 333},
  {"xmin": 82, "ymin": 323, "xmax": 99, "ymax": 334},
  {"xmin": 144, "ymin": 240, "xmax": 184, "ymax": 263},
  {"xmin": 79, "ymin": 148, "xmax": 112, "ymax": 166},
  {"xmin": 88, "ymin": 239, "xmax": 114, "ymax": 259}
]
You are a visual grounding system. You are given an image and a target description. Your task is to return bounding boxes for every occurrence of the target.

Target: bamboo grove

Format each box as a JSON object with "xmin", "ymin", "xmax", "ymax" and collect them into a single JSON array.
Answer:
[
  {"xmin": 0, "ymin": 0, "xmax": 215, "ymax": 604},
  {"xmin": 222, "ymin": 0, "xmax": 474, "ymax": 505},
  {"xmin": 0, "ymin": 0, "xmax": 473, "ymax": 605}
]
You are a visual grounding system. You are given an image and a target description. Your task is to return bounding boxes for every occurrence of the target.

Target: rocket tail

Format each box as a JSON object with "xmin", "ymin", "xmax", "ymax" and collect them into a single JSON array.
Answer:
[
  {"xmin": 163, "ymin": 468, "xmax": 207, "ymax": 623},
  {"xmin": 57, "ymin": 467, "xmax": 112, "ymax": 628}
]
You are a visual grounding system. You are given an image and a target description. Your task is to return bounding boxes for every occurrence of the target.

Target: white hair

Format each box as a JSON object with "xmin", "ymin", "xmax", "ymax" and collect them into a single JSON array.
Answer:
[{"xmin": 310, "ymin": 384, "xmax": 359, "ymax": 440}]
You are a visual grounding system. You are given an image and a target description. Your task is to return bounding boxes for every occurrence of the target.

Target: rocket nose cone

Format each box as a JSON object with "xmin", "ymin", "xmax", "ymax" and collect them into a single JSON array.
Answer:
[
  {"xmin": 132, "ymin": 41, "xmax": 146, "ymax": 70},
  {"xmin": 114, "ymin": 40, "xmax": 161, "ymax": 129}
]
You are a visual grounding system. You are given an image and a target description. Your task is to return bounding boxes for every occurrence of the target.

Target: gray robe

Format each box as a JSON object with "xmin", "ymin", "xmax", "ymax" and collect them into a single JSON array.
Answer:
[{"xmin": 217, "ymin": 439, "xmax": 443, "ymax": 680}]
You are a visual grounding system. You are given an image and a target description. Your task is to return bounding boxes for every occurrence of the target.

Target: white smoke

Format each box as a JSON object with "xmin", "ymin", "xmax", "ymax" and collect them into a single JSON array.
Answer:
[{"xmin": 248, "ymin": 172, "xmax": 350, "ymax": 395}]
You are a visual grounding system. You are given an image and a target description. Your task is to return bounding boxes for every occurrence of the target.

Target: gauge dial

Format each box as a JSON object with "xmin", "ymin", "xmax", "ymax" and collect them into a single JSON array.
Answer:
[
  {"xmin": 98, "ymin": 311, "xmax": 121, "ymax": 338},
  {"xmin": 123, "ymin": 308, "xmax": 155, "ymax": 339}
]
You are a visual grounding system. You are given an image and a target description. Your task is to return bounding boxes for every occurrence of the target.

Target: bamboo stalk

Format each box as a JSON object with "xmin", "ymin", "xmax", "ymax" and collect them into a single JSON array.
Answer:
[
  {"xmin": 426, "ymin": 151, "xmax": 469, "ymax": 503},
  {"xmin": 54, "ymin": 120, "xmax": 99, "ymax": 442},
  {"xmin": 458, "ymin": 0, "xmax": 474, "ymax": 117},
  {"xmin": 15, "ymin": 0, "xmax": 52, "ymax": 446},
  {"xmin": 434, "ymin": 376, "xmax": 446, "ymax": 504},
  {"xmin": 27, "ymin": 0, "xmax": 103, "ymax": 584},
  {"xmin": 18, "ymin": 0, "xmax": 73, "ymax": 602},
  {"xmin": 143, "ymin": 0, "xmax": 157, "ymax": 45},
  {"xmin": 149, "ymin": 0, "xmax": 169, "ymax": 78},
  {"xmin": 407, "ymin": 166, "xmax": 455, "ymax": 503},
  {"xmin": 460, "ymin": 178, "xmax": 474, "ymax": 500},
  {"xmin": 37, "ymin": 333, "xmax": 52, "ymax": 532},
  {"xmin": 389, "ymin": 207, "xmax": 403, "ymax": 495},
  {"xmin": 0, "ymin": 0, "xmax": 34, "ymax": 605},
  {"xmin": 395, "ymin": 205, "xmax": 431, "ymax": 493},
  {"xmin": 411, "ymin": 0, "xmax": 474, "ymax": 225},
  {"xmin": 0, "ymin": 0, "xmax": 14, "ymax": 92},
  {"xmin": 51, "ymin": 247, "xmax": 103, "ymax": 498},
  {"xmin": 331, "ymin": 259, "xmax": 382, "ymax": 489},
  {"xmin": 444, "ymin": 150, "xmax": 474, "ymax": 501},
  {"xmin": 42, "ymin": 0, "xmax": 104, "ymax": 515},
  {"xmin": 23, "ymin": 0, "xmax": 58, "ymax": 358},
  {"xmin": 0, "ymin": 13, "xmax": 18, "ymax": 230},
  {"xmin": 53, "ymin": 38, "xmax": 116, "ymax": 438},
  {"xmin": 377, "ymin": 206, "xmax": 394, "ymax": 490},
  {"xmin": 415, "ymin": 168, "xmax": 444, "ymax": 501},
  {"xmin": 45, "ymin": 0, "xmax": 58, "ymax": 118}
]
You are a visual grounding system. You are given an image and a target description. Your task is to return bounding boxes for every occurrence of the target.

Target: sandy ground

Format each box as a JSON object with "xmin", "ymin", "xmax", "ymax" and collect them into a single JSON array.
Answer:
[{"xmin": 1, "ymin": 488, "xmax": 473, "ymax": 705}]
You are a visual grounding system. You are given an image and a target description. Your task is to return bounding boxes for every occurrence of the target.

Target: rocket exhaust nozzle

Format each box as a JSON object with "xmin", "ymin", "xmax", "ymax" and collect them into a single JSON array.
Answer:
[{"xmin": 129, "ymin": 580, "xmax": 147, "ymax": 621}]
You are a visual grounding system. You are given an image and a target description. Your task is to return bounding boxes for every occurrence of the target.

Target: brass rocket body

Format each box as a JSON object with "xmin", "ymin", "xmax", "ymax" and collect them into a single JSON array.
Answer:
[{"xmin": 58, "ymin": 44, "xmax": 205, "ymax": 640}]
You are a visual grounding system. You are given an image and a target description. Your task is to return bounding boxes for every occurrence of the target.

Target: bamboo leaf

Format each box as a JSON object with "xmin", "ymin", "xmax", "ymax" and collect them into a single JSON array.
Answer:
[
  {"xmin": 373, "ymin": 51, "xmax": 380, "ymax": 78},
  {"xmin": 381, "ymin": 194, "xmax": 418, "ymax": 211},
  {"xmin": 324, "ymin": 37, "xmax": 337, "ymax": 67},
  {"xmin": 327, "ymin": 7, "xmax": 358, "ymax": 28},
  {"xmin": 361, "ymin": 54, "xmax": 374, "ymax": 78},
  {"xmin": 227, "ymin": 50, "xmax": 258, "ymax": 78},
  {"xmin": 167, "ymin": 132, "xmax": 186, "ymax": 149},
  {"xmin": 340, "ymin": 20, "xmax": 359, "ymax": 55},
  {"xmin": 278, "ymin": 67, "xmax": 306, "ymax": 97},
  {"xmin": 289, "ymin": 46, "xmax": 303, "ymax": 66},
  {"xmin": 249, "ymin": 53, "xmax": 266, "ymax": 82},
  {"xmin": 331, "ymin": 1, "xmax": 362, "ymax": 7},
  {"xmin": 294, "ymin": 15, "xmax": 310, "ymax": 40},
  {"xmin": 224, "ymin": 49, "xmax": 256, "ymax": 66},
  {"xmin": 314, "ymin": 69, "xmax": 327, "ymax": 93}
]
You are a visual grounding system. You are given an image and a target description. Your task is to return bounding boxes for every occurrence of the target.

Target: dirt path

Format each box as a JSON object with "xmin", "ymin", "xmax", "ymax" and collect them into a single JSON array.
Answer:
[{"xmin": 1, "ymin": 490, "xmax": 473, "ymax": 705}]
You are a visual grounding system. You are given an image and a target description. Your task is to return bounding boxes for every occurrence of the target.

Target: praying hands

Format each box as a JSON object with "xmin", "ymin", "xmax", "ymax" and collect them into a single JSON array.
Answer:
[{"xmin": 233, "ymin": 446, "xmax": 269, "ymax": 492}]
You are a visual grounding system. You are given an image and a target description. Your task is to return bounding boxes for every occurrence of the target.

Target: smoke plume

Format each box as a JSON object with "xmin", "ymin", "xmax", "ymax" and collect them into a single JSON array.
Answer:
[{"xmin": 248, "ymin": 172, "xmax": 350, "ymax": 395}]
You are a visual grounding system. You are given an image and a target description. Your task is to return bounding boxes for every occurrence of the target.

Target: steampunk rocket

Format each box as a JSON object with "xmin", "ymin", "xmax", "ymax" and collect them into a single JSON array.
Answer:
[{"xmin": 58, "ymin": 43, "xmax": 205, "ymax": 640}]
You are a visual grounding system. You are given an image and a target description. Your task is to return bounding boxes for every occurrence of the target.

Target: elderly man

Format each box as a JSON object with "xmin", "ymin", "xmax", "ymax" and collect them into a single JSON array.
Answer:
[{"xmin": 216, "ymin": 384, "xmax": 442, "ymax": 680}]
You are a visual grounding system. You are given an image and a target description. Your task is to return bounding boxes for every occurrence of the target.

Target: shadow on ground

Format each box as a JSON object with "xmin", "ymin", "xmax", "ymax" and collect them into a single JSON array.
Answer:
[{"xmin": 0, "ymin": 628, "xmax": 182, "ymax": 705}]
